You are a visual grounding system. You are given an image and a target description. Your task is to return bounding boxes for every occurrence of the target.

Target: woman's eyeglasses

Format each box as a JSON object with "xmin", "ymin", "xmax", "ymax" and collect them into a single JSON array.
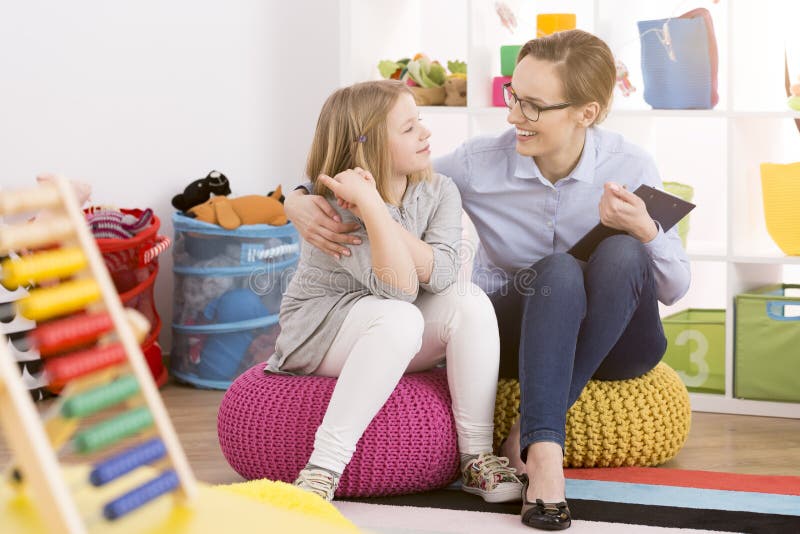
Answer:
[{"xmin": 502, "ymin": 82, "xmax": 572, "ymax": 122}]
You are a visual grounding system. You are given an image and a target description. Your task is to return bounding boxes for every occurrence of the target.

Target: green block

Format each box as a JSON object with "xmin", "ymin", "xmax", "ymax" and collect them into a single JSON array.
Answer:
[
  {"xmin": 661, "ymin": 309, "xmax": 726, "ymax": 394},
  {"xmin": 501, "ymin": 45, "xmax": 522, "ymax": 77}
]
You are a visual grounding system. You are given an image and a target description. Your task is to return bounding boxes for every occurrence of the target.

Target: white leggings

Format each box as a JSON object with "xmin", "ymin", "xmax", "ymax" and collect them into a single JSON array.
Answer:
[{"xmin": 308, "ymin": 283, "xmax": 500, "ymax": 474}]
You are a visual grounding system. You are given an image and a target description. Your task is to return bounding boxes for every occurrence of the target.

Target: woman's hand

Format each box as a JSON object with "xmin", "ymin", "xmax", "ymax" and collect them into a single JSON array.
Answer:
[
  {"xmin": 598, "ymin": 182, "xmax": 658, "ymax": 243},
  {"xmin": 284, "ymin": 188, "xmax": 362, "ymax": 259},
  {"xmin": 318, "ymin": 167, "xmax": 381, "ymax": 219}
]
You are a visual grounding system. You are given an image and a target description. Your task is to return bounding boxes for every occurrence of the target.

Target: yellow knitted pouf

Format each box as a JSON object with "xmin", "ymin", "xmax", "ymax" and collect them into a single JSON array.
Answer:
[{"xmin": 494, "ymin": 363, "xmax": 692, "ymax": 467}]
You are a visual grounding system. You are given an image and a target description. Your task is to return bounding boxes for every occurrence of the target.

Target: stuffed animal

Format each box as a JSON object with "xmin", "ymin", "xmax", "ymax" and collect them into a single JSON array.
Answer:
[
  {"xmin": 187, "ymin": 186, "xmax": 287, "ymax": 229},
  {"xmin": 788, "ymin": 74, "xmax": 800, "ymax": 112},
  {"xmin": 615, "ymin": 59, "xmax": 636, "ymax": 97},
  {"xmin": 268, "ymin": 188, "xmax": 285, "ymax": 203},
  {"xmin": 86, "ymin": 208, "xmax": 153, "ymax": 239},
  {"xmin": 445, "ymin": 60, "xmax": 467, "ymax": 106},
  {"xmin": 379, "ymin": 55, "xmax": 467, "ymax": 106},
  {"xmin": 176, "ymin": 254, "xmax": 237, "ymax": 323},
  {"xmin": 245, "ymin": 329, "xmax": 281, "ymax": 368},
  {"xmin": 445, "ymin": 78, "xmax": 467, "ymax": 106},
  {"xmin": 195, "ymin": 288, "xmax": 270, "ymax": 381},
  {"xmin": 171, "ymin": 170, "xmax": 231, "ymax": 212}
]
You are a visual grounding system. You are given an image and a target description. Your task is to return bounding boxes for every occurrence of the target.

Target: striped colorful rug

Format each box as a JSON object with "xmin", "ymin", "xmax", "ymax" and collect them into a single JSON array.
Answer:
[{"xmin": 336, "ymin": 468, "xmax": 800, "ymax": 533}]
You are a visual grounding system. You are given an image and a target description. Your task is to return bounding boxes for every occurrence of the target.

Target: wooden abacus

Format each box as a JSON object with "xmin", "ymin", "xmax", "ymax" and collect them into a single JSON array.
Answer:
[
  {"xmin": 0, "ymin": 176, "xmax": 196, "ymax": 533},
  {"xmin": 0, "ymin": 177, "xmax": 360, "ymax": 534}
]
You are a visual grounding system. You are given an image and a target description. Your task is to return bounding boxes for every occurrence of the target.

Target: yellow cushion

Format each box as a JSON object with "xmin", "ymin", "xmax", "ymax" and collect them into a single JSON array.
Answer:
[
  {"xmin": 494, "ymin": 362, "xmax": 692, "ymax": 467},
  {"xmin": 214, "ymin": 479, "xmax": 357, "ymax": 531},
  {"xmin": 0, "ymin": 465, "xmax": 360, "ymax": 534}
]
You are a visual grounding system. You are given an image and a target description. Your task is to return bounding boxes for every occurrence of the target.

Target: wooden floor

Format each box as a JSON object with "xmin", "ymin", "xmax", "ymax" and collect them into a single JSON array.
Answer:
[{"xmin": 2, "ymin": 381, "xmax": 800, "ymax": 485}]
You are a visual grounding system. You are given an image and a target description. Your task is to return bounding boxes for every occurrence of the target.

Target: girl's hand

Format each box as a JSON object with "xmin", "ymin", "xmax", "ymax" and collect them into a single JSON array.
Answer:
[
  {"xmin": 598, "ymin": 182, "xmax": 658, "ymax": 243},
  {"xmin": 284, "ymin": 189, "xmax": 362, "ymax": 259},
  {"xmin": 319, "ymin": 167, "xmax": 381, "ymax": 218},
  {"xmin": 337, "ymin": 196, "xmax": 356, "ymax": 212}
]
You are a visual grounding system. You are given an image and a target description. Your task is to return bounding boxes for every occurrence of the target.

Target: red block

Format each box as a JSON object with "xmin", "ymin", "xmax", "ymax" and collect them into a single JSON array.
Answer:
[{"xmin": 492, "ymin": 76, "xmax": 512, "ymax": 107}]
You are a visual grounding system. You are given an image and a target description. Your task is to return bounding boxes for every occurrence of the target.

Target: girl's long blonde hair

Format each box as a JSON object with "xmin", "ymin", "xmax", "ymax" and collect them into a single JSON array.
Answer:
[{"xmin": 307, "ymin": 79, "xmax": 431, "ymax": 206}]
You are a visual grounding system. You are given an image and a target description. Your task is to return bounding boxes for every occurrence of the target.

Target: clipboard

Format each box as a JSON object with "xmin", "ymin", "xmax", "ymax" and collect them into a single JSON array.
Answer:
[{"xmin": 567, "ymin": 184, "xmax": 696, "ymax": 261}]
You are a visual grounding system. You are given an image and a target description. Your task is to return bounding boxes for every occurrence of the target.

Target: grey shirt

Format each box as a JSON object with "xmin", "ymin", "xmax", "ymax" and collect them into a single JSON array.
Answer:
[{"xmin": 265, "ymin": 173, "xmax": 462, "ymax": 375}]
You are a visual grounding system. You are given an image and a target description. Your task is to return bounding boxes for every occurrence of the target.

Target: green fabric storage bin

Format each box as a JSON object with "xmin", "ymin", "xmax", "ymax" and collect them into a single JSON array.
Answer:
[
  {"xmin": 735, "ymin": 284, "xmax": 800, "ymax": 403},
  {"xmin": 662, "ymin": 182, "xmax": 694, "ymax": 248},
  {"xmin": 661, "ymin": 309, "xmax": 725, "ymax": 394}
]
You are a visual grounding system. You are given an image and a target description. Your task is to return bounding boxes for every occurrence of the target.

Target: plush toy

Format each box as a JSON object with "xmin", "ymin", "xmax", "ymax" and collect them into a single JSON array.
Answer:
[
  {"xmin": 495, "ymin": 1, "xmax": 518, "ymax": 33},
  {"xmin": 247, "ymin": 329, "xmax": 280, "ymax": 363},
  {"xmin": 379, "ymin": 55, "xmax": 467, "ymax": 106},
  {"xmin": 187, "ymin": 186, "xmax": 287, "ymax": 229},
  {"xmin": 406, "ymin": 54, "xmax": 448, "ymax": 88},
  {"xmin": 444, "ymin": 78, "xmax": 466, "ymax": 106},
  {"xmin": 268, "ymin": 188, "xmax": 285, "ymax": 203},
  {"xmin": 444, "ymin": 60, "xmax": 467, "ymax": 106},
  {"xmin": 195, "ymin": 288, "xmax": 270, "ymax": 381},
  {"xmin": 86, "ymin": 208, "xmax": 153, "ymax": 239},
  {"xmin": 788, "ymin": 74, "xmax": 800, "ymax": 112},
  {"xmin": 615, "ymin": 59, "xmax": 636, "ymax": 97},
  {"xmin": 171, "ymin": 170, "xmax": 232, "ymax": 212},
  {"xmin": 176, "ymin": 254, "xmax": 237, "ymax": 323},
  {"xmin": 378, "ymin": 58, "xmax": 411, "ymax": 81}
]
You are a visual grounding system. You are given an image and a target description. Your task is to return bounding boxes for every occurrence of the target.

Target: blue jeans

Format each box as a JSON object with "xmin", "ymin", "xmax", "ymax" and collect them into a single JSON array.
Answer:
[{"xmin": 489, "ymin": 235, "xmax": 667, "ymax": 460}]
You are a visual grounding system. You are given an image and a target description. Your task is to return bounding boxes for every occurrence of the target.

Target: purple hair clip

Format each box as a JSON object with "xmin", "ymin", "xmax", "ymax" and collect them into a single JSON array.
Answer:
[{"xmin": 356, "ymin": 135, "xmax": 367, "ymax": 143}]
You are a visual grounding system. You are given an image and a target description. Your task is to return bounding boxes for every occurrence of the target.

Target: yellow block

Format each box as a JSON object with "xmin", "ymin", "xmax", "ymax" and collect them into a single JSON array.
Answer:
[
  {"xmin": 537, "ymin": 13, "xmax": 576, "ymax": 37},
  {"xmin": 1, "ymin": 248, "xmax": 87, "ymax": 290},
  {"xmin": 0, "ymin": 465, "xmax": 360, "ymax": 534},
  {"xmin": 17, "ymin": 278, "xmax": 101, "ymax": 322}
]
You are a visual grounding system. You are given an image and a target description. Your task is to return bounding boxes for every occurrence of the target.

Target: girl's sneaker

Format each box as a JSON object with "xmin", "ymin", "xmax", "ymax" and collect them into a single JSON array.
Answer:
[
  {"xmin": 293, "ymin": 467, "xmax": 340, "ymax": 502},
  {"xmin": 461, "ymin": 453, "xmax": 524, "ymax": 503}
]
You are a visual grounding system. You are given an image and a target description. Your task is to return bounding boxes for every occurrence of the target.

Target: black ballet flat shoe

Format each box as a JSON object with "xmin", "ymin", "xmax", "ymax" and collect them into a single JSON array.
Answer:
[{"xmin": 520, "ymin": 477, "xmax": 571, "ymax": 530}]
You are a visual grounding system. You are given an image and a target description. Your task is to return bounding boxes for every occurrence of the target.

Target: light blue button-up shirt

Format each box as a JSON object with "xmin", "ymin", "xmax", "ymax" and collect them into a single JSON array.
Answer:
[{"xmin": 434, "ymin": 126, "xmax": 690, "ymax": 305}]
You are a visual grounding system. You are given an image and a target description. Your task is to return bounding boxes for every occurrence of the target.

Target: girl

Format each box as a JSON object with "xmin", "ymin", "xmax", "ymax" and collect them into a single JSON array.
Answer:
[
  {"xmin": 266, "ymin": 80, "xmax": 523, "ymax": 503},
  {"xmin": 286, "ymin": 32, "xmax": 690, "ymax": 530}
]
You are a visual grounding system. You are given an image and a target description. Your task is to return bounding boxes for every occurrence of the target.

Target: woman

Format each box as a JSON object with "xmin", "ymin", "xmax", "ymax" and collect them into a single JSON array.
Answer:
[{"xmin": 287, "ymin": 30, "xmax": 689, "ymax": 529}]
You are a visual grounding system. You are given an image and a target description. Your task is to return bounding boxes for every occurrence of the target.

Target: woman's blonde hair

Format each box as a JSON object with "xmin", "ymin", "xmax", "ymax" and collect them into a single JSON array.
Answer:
[
  {"xmin": 307, "ymin": 79, "xmax": 431, "ymax": 205},
  {"xmin": 517, "ymin": 29, "xmax": 616, "ymax": 125}
]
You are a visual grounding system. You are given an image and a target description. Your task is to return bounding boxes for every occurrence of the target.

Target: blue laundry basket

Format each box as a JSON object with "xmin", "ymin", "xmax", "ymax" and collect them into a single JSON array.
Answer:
[
  {"xmin": 170, "ymin": 213, "xmax": 299, "ymax": 389},
  {"xmin": 638, "ymin": 13, "xmax": 716, "ymax": 109}
]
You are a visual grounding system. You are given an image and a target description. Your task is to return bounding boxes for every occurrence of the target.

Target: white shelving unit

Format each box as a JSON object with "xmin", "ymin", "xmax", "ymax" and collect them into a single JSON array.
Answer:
[{"xmin": 340, "ymin": 0, "xmax": 800, "ymax": 418}]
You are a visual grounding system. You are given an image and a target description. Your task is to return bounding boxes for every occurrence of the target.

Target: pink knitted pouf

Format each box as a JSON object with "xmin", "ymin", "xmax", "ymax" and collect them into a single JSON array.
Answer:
[{"xmin": 217, "ymin": 365, "xmax": 460, "ymax": 497}]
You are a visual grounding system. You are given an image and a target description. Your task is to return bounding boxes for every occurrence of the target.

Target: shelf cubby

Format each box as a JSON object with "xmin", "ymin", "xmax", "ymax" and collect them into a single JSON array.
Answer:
[{"xmin": 340, "ymin": 0, "xmax": 800, "ymax": 416}]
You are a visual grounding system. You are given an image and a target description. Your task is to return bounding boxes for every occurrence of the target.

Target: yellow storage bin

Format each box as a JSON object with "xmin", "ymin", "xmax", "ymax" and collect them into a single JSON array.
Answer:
[{"xmin": 760, "ymin": 162, "xmax": 800, "ymax": 255}]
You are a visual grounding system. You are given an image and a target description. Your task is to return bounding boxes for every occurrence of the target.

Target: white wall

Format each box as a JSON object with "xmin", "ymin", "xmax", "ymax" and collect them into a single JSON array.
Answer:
[{"xmin": 0, "ymin": 0, "xmax": 341, "ymax": 350}]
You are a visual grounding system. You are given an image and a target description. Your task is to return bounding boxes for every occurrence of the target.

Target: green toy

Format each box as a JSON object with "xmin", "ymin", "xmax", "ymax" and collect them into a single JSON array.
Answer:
[
  {"xmin": 789, "ymin": 73, "xmax": 800, "ymax": 111},
  {"xmin": 378, "ymin": 58, "xmax": 410, "ymax": 80},
  {"xmin": 447, "ymin": 60, "xmax": 467, "ymax": 78},
  {"xmin": 378, "ymin": 55, "xmax": 467, "ymax": 87},
  {"xmin": 406, "ymin": 54, "xmax": 447, "ymax": 88}
]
